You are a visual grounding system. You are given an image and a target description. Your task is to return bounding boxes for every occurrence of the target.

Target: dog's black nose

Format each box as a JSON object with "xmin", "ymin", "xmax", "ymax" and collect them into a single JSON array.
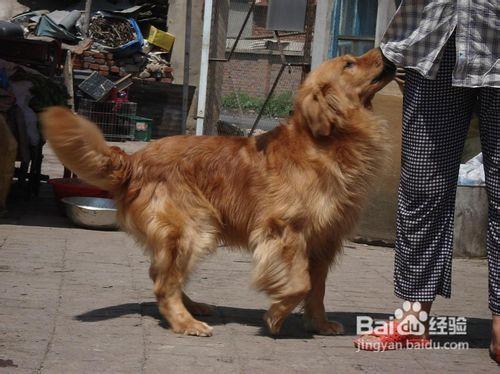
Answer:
[{"xmin": 380, "ymin": 48, "xmax": 396, "ymax": 74}]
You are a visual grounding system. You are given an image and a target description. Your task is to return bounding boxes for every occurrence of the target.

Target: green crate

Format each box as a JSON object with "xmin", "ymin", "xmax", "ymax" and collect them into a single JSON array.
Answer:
[{"xmin": 119, "ymin": 114, "xmax": 153, "ymax": 141}]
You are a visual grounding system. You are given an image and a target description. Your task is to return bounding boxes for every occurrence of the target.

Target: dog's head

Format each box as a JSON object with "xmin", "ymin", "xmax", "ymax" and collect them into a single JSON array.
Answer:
[{"xmin": 295, "ymin": 48, "xmax": 396, "ymax": 137}]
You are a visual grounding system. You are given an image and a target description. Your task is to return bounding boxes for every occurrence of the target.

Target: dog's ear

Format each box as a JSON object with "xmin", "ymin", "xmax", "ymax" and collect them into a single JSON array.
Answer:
[{"xmin": 299, "ymin": 83, "xmax": 353, "ymax": 138}]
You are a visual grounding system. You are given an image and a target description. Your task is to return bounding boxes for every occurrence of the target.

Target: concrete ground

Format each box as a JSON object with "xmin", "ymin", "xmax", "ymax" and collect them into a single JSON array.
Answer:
[{"xmin": 0, "ymin": 142, "xmax": 497, "ymax": 373}]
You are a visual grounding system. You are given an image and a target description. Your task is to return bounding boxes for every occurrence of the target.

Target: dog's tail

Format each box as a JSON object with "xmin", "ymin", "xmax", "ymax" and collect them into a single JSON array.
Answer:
[{"xmin": 41, "ymin": 106, "xmax": 130, "ymax": 192}]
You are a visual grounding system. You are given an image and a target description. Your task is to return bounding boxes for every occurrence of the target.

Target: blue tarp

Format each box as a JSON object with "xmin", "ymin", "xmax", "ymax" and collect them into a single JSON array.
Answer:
[{"xmin": 34, "ymin": 14, "xmax": 79, "ymax": 43}]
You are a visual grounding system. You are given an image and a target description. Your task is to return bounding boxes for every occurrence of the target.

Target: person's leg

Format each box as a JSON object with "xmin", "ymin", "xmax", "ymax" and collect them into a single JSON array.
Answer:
[
  {"xmin": 355, "ymin": 39, "xmax": 476, "ymax": 349},
  {"xmin": 393, "ymin": 41, "xmax": 476, "ymax": 311},
  {"xmin": 476, "ymin": 87, "xmax": 500, "ymax": 353}
]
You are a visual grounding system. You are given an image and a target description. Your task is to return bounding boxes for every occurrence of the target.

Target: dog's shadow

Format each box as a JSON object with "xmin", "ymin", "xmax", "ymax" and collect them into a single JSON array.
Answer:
[{"xmin": 74, "ymin": 302, "xmax": 491, "ymax": 347}]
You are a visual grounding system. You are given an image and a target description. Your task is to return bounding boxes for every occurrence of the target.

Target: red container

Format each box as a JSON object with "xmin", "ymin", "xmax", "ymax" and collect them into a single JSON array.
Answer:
[{"xmin": 48, "ymin": 178, "xmax": 111, "ymax": 201}]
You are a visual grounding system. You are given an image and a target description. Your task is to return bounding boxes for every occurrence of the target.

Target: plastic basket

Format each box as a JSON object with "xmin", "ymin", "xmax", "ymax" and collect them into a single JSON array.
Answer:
[
  {"xmin": 48, "ymin": 178, "xmax": 111, "ymax": 201},
  {"xmin": 118, "ymin": 114, "xmax": 153, "ymax": 141}
]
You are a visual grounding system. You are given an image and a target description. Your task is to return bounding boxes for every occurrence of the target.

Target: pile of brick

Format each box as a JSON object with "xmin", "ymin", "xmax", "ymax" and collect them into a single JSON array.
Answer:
[
  {"xmin": 72, "ymin": 50, "xmax": 174, "ymax": 83},
  {"xmin": 73, "ymin": 50, "xmax": 121, "ymax": 76}
]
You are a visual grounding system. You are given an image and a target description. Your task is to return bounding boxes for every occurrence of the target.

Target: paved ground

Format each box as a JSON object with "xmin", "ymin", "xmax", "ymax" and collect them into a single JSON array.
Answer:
[{"xmin": 0, "ymin": 142, "xmax": 497, "ymax": 373}]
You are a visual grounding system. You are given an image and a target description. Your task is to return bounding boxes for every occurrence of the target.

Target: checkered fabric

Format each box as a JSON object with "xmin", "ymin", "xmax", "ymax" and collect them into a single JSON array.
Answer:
[
  {"xmin": 380, "ymin": 0, "xmax": 499, "ymax": 88},
  {"xmin": 394, "ymin": 38, "xmax": 500, "ymax": 314}
]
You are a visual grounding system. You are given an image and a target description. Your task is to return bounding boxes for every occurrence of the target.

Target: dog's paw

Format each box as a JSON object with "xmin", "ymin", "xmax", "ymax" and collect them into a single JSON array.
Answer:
[
  {"xmin": 174, "ymin": 320, "xmax": 214, "ymax": 337},
  {"xmin": 264, "ymin": 310, "xmax": 284, "ymax": 335},
  {"xmin": 304, "ymin": 318, "xmax": 344, "ymax": 335}
]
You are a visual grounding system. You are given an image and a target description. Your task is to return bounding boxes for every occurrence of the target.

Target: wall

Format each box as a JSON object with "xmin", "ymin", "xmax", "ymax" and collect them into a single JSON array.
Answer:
[
  {"xmin": 310, "ymin": 0, "xmax": 403, "ymax": 244},
  {"xmin": 354, "ymin": 82, "xmax": 403, "ymax": 245},
  {"xmin": 222, "ymin": 52, "xmax": 303, "ymax": 98},
  {"xmin": 228, "ymin": 0, "xmax": 253, "ymax": 38},
  {"xmin": 311, "ymin": 0, "xmax": 334, "ymax": 68},
  {"xmin": 375, "ymin": 0, "xmax": 397, "ymax": 45}
]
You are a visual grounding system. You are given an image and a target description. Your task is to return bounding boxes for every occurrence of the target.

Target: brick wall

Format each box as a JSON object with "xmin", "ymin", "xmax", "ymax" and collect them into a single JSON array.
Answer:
[
  {"xmin": 72, "ymin": 50, "xmax": 174, "ymax": 83},
  {"xmin": 222, "ymin": 52, "xmax": 303, "ymax": 98}
]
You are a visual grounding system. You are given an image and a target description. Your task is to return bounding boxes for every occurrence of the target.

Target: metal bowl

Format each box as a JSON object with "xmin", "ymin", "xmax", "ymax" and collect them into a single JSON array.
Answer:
[{"xmin": 61, "ymin": 197, "xmax": 118, "ymax": 230}]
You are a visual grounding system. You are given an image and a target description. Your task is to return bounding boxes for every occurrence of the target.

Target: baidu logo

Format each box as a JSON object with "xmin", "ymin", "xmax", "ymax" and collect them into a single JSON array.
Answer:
[
  {"xmin": 357, "ymin": 301, "xmax": 428, "ymax": 336},
  {"xmin": 355, "ymin": 302, "xmax": 469, "ymax": 350},
  {"xmin": 356, "ymin": 301, "xmax": 466, "ymax": 336},
  {"xmin": 394, "ymin": 301, "xmax": 428, "ymax": 336}
]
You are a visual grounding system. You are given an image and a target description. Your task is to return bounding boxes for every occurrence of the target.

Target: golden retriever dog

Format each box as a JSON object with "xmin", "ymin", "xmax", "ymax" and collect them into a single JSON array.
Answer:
[{"xmin": 41, "ymin": 48, "xmax": 395, "ymax": 337}]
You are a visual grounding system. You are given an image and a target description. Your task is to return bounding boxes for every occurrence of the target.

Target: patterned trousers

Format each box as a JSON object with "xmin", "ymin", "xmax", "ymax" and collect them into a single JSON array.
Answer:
[{"xmin": 394, "ymin": 38, "xmax": 500, "ymax": 314}]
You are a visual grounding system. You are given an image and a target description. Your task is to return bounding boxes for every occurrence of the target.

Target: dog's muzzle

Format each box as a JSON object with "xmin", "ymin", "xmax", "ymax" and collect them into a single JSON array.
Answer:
[{"xmin": 371, "ymin": 49, "xmax": 397, "ymax": 83}]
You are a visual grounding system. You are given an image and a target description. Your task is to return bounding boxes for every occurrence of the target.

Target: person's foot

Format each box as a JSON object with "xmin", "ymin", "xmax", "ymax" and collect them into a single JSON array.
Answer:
[
  {"xmin": 490, "ymin": 315, "xmax": 500, "ymax": 364},
  {"xmin": 354, "ymin": 301, "xmax": 432, "ymax": 351}
]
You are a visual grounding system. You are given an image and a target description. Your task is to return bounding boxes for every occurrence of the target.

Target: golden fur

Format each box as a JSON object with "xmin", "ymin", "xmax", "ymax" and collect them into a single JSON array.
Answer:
[{"xmin": 41, "ymin": 48, "xmax": 394, "ymax": 337}]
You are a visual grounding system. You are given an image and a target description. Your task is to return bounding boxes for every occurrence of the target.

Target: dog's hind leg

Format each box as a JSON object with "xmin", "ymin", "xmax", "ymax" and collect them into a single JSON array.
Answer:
[
  {"xmin": 148, "ymin": 218, "xmax": 217, "ymax": 336},
  {"xmin": 149, "ymin": 250, "xmax": 213, "ymax": 336},
  {"xmin": 302, "ymin": 260, "xmax": 344, "ymax": 335},
  {"xmin": 251, "ymin": 224, "xmax": 311, "ymax": 335}
]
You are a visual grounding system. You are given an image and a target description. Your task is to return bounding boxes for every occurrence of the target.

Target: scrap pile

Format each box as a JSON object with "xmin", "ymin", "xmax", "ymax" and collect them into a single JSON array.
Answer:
[
  {"xmin": 2, "ymin": 1, "xmax": 175, "ymax": 83},
  {"xmin": 0, "ymin": 1, "xmax": 177, "ymax": 145},
  {"xmin": 72, "ymin": 49, "xmax": 173, "ymax": 83},
  {"xmin": 88, "ymin": 16, "xmax": 135, "ymax": 48}
]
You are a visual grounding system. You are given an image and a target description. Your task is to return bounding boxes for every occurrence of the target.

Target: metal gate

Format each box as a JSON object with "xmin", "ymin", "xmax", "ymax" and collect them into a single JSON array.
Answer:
[{"xmin": 214, "ymin": 0, "xmax": 316, "ymax": 136}]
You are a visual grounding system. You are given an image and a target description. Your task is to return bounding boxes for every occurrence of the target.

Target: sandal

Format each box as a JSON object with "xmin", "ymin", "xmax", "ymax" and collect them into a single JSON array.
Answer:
[
  {"xmin": 353, "ymin": 320, "xmax": 431, "ymax": 351},
  {"xmin": 489, "ymin": 347, "xmax": 500, "ymax": 365}
]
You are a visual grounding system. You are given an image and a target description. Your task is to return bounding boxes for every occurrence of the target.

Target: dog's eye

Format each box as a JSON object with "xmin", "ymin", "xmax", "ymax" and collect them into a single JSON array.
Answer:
[{"xmin": 344, "ymin": 61, "xmax": 355, "ymax": 69}]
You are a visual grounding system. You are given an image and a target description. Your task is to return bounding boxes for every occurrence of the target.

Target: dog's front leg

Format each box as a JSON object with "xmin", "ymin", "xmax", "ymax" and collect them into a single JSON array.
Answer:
[{"xmin": 302, "ymin": 260, "xmax": 344, "ymax": 335}]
